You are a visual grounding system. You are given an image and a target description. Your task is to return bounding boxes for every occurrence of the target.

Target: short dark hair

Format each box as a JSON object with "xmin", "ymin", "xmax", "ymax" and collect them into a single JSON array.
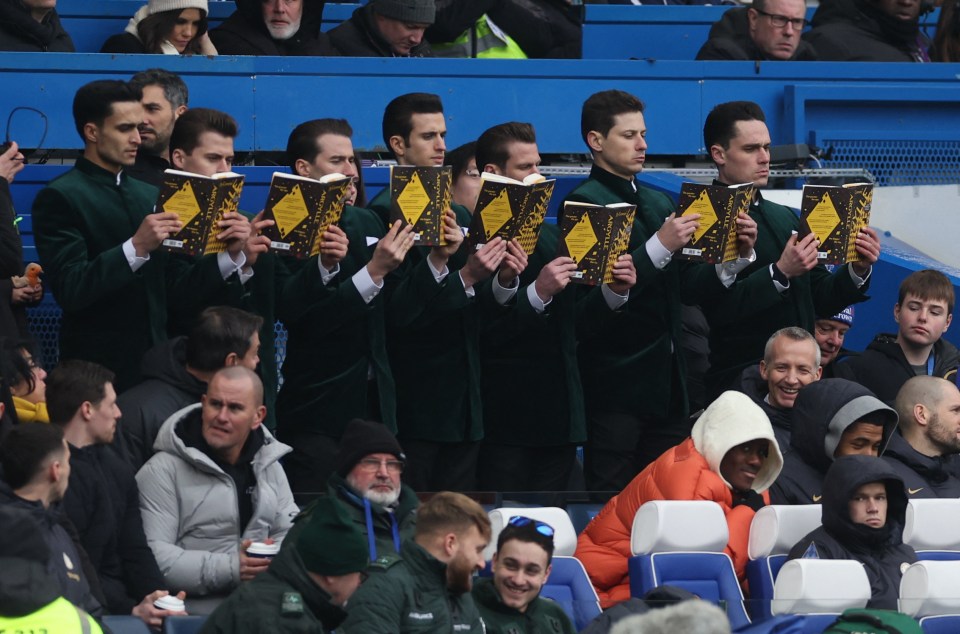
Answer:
[
  {"xmin": 580, "ymin": 90, "xmax": 644, "ymax": 147},
  {"xmin": 72, "ymin": 80, "xmax": 142, "ymax": 141},
  {"xmin": 0, "ymin": 423, "xmax": 65, "ymax": 490},
  {"xmin": 46, "ymin": 360, "xmax": 115, "ymax": 425},
  {"xmin": 898, "ymin": 269, "xmax": 955, "ymax": 314},
  {"xmin": 286, "ymin": 118, "xmax": 354, "ymax": 172},
  {"xmin": 169, "ymin": 107, "xmax": 238, "ymax": 156},
  {"xmin": 444, "ymin": 141, "xmax": 476, "ymax": 184},
  {"xmin": 475, "ymin": 122, "xmax": 536, "ymax": 173},
  {"xmin": 186, "ymin": 306, "xmax": 264, "ymax": 372},
  {"xmin": 703, "ymin": 101, "xmax": 767, "ymax": 152},
  {"xmin": 497, "ymin": 518, "xmax": 555, "ymax": 565},
  {"xmin": 130, "ymin": 68, "xmax": 189, "ymax": 110},
  {"xmin": 382, "ymin": 92, "xmax": 443, "ymax": 154},
  {"xmin": 0, "ymin": 338, "xmax": 39, "ymax": 397}
]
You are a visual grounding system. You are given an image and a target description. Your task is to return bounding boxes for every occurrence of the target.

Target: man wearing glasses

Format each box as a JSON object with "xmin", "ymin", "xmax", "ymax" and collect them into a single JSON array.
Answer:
[{"xmin": 696, "ymin": 0, "xmax": 817, "ymax": 61}]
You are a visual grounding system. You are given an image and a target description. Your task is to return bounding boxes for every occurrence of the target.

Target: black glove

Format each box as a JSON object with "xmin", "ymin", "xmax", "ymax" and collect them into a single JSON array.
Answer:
[{"xmin": 732, "ymin": 489, "xmax": 766, "ymax": 511}]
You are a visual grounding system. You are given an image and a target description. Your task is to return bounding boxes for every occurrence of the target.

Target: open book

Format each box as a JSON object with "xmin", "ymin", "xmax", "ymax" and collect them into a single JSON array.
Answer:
[
  {"xmin": 389, "ymin": 166, "xmax": 452, "ymax": 247},
  {"xmin": 674, "ymin": 182, "xmax": 754, "ymax": 263},
  {"xmin": 799, "ymin": 183, "xmax": 873, "ymax": 265},
  {"xmin": 467, "ymin": 172, "xmax": 555, "ymax": 255},
  {"xmin": 555, "ymin": 201, "xmax": 635, "ymax": 286},
  {"xmin": 157, "ymin": 169, "xmax": 245, "ymax": 256},
  {"xmin": 260, "ymin": 172, "xmax": 352, "ymax": 259}
]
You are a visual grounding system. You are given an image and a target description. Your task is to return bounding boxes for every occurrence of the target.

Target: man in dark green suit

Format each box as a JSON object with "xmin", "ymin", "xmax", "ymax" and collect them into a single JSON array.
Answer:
[
  {"xmin": 474, "ymin": 121, "xmax": 636, "ymax": 492},
  {"xmin": 691, "ymin": 101, "xmax": 880, "ymax": 398}
]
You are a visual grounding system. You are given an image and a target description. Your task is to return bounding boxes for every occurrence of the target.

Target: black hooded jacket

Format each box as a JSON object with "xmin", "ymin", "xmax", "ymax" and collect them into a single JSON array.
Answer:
[
  {"xmin": 803, "ymin": 0, "xmax": 930, "ymax": 61},
  {"xmin": 0, "ymin": 0, "xmax": 74, "ymax": 51},
  {"xmin": 882, "ymin": 431, "xmax": 960, "ymax": 499},
  {"xmin": 735, "ymin": 365, "xmax": 795, "ymax": 455},
  {"xmin": 328, "ymin": 3, "xmax": 432, "ymax": 57},
  {"xmin": 696, "ymin": 7, "xmax": 818, "ymax": 60},
  {"xmin": 770, "ymin": 379, "xmax": 898, "ymax": 505},
  {"xmin": 834, "ymin": 334, "xmax": 960, "ymax": 405},
  {"xmin": 209, "ymin": 0, "xmax": 335, "ymax": 56},
  {"xmin": 787, "ymin": 455, "xmax": 917, "ymax": 610}
]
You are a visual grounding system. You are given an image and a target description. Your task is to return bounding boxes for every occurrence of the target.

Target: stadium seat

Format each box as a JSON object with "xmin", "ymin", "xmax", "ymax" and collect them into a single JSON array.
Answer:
[
  {"xmin": 539, "ymin": 556, "xmax": 602, "ymax": 631},
  {"xmin": 566, "ymin": 502, "xmax": 603, "ymax": 534},
  {"xmin": 899, "ymin": 560, "xmax": 960, "ymax": 631},
  {"xmin": 102, "ymin": 615, "xmax": 151, "ymax": 634},
  {"xmin": 771, "ymin": 559, "xmax": 870, "ymax": 617},
  {"xmin": 903, "ymin": 499, "xmax": 960, "ymax": 560},
  {"xmin": 746, "ymin": 504, "xmax": 823, "ymax": 621},
  {"xmin": 162, "ymin": 615, "xmax": 207, "ymax": 634},
  {"xmin": 484, "ymin": 507, "xmax": 577, "ymax": 560},
  {"xmin": 628, "ymin": 500, "xmax": 750, "ymax": 630}
]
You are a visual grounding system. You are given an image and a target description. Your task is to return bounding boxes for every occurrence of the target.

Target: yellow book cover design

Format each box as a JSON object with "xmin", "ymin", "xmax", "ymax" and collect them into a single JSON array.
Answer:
[
  {"xmin": 674, "ymin": 182, "xmax": 754, "ymax": 263},
  {"xmin": 158, "ymin": 170, "xmax": 245, "ymax": 257},
  {"xmin": 556, "ymin": 202, "xmax": 635, "ymax": 286},
  {"xmin": 799, "ymin": 183, "xmax": 873, "ymax": 265},
  {"xmin": 261, "ymin": 173, "xmax": 351, "ymax": 260},
  {"xmin": 389, "ymin": 166, "xmax": 452, "ymax": 247},
  {"xmin": 467, "ymin": 173, "xmax": 555, "ymax": 253}
]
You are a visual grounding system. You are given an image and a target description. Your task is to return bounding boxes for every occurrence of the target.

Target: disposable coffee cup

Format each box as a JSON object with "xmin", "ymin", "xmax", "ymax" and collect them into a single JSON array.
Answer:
[
  {"xmin": 153, "ymin": 595, "xmax": 185, "ymax": 612},
  {"xmin": 247, "ymin": 541, "xmax": 280, "ymax": 559}
]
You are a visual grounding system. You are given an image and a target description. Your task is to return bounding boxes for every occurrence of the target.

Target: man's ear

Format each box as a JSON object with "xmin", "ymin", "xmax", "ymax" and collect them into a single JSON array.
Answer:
[
  {"xmin": 83, "ymin": 122, "xmax": 99, "ymax": 145},
  {"xmin": 171, "ymin": 148, "xmax": 186, "ymax": 169},
  {"xmin": 294, "ymin": 158, "xmax": 312, "ymax": 178},
  {"xmin": 224, "ymin": 352, "xmax": 239, "ymax": 367},
  {"xmin": 759, "ymin": 359, "xmax": 769, "ymax": 381},
  {"xmin": 543, "ymin": 562, "xmax": 552, "ymax": 583},
  {"xmin": 586, "ymin": 131, "xmax": 604, "ymax": 154},
  {"xmin": 252, "ymin": 405, "xmax": 266, "ymax": 430},
  {"xmin": 945, "ymin": 313, "xmax": 952, "ymax": 332},
  {"xmin": 388, "ymin": 135, "xmax": 406, "ymax": 159},
  {"xmin": 709, "ymin": 143, "xmax": 726, "ymax": 166},
  {"xmin": 914, "ymin": 403, "xmax": 929, "ymax": 428},
  {"xmin": 79, "ymin": 400, "xmax": 94, "ymax": 422},
  {"xmin": 746, "ymin": 7, "xmax": 759, "ymax": 31},
  {"xmin": 482, "ymin": 164, "xmax": 500, "ymax": 175},
  {"xmin": 174, "ymin": 104, "xmax": 188, "ymax": 119},
  {"xmin": 442, "ymin": 532, "xmax": 458, "ymax": 558}
]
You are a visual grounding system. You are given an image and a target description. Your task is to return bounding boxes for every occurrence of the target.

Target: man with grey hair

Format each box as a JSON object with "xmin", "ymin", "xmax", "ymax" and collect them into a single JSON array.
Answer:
[
  {"xmin": 209, "ymin": 0, "xmax": 336, "ymax": 56},
  {"xmin": 329, "ymin": 0, "xmax": 436, "ymax": 57},
  {"xmin": 127, "ymin": 69, "xmax": 188, "ymax": 186},
  {"xmin": 883, "ymin": 376, "xmax": 960, "ymax": 498},
  {"xmin": 610, "ymin": 600, "xmax": 731, "ymax": 634},
  {"xmin": 697, "ymin": 0, "xmax": 817, "ymax": 61}
]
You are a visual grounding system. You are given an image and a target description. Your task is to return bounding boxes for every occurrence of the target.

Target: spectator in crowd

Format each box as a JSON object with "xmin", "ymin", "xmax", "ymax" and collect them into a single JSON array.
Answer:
[
  {"xmin": 209, "ymin": 0, "xmax": 335, "ymax": 56},
  {"xmin": 817, "ymin": 306, "xmax": 856, "ymax": 378},
  {"xmin": 328, "ymin": 0, "xmax": 435, "ymax": 57},
  {"xmin": 2, "ymin": 338, "xmax": 48, "ymax": 423},
  {"xmin": 688, "ymin": 101, "xmax": 877, "ymax": 398},
  {"xmin": 609, "ymin": 600, "xmax": 731, "ymax": 634},
  {"xmin": 0, "ymin": 0, "xmax": 74, "ymax": 51},
  {"xmin": 0, "ymin": 505, "xmax": 104, "ymax": 633},
  {"xmin": 884, "ymin": 375, "xmax": 960, "ymax": 497},
  {"xmin": 788, "ymin": 455, "xmax": 916, "ymax": 610},
  {"xmin": 472, "ymin": 515, "xmax": 576, "ymax": 633},
  {"xmin": 931, "ymin": 0, "xmax": 960, "ymax": 61},
  {"xmin": 446, "ymin": 141, "xmax": 480, "ymax": 213},
  {"xmin": 340, "ymin": 491, "xmax": 490, "ymax": 632},
  {"xmin": 32, "ymin": 80, "xmax": 249, "ymax": 391},
  {"xmin": 697, "ymin": 0, "xmax": 817, "ymax": 61},
  {"xmin": 49, "ymin": 360, "xmax": 187, "ymax": 628},
  {"xmin": 575, "ymin": 390, "xmax": 784, "ymax": 608},
  {"xmin": 200, "ymin": 496, "xmax": 369, "ymax": 633},
  {"xmin": 125, "ymin": 69, "xmax": 189, "ymax": 187},
  {"xmin": 804, "ymin": 0, "xmax": 930, "ymax": 61},
  {"xmin": 770, "ymin": 378, "xmax": 897, "ymax": 505},
  {"xmin": 0, "ymin": 142, "xmax": 42, "ymax": 341},
  {"xmin": 737, "ymin": 327, "xmax": 822, "ymax": 454},
  {"xmin": 836, "ymin": 269, "xmax": 959, "ymax": 404},
  {"xmin": 277, "ymin": 118, "xmax": 413, "ymax": 491},
  {"xmin": 137, "ymin": 366, "xmax": 299, "ymax": 613},
  {"xmin": 119, "ymin": 306, "xmax": 263, "ymax": 470},
  {"xmin": 100, "ymin": 0, "xmax": 217, "ymax": 55}
]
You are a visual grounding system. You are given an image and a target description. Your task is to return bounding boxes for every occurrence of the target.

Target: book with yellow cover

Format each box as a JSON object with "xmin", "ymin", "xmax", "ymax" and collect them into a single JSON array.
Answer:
[
  {"xmin": 674, "ymin": 181, "xmax": 754, "ymax": 264},
  {"xmin": 555, "ymin": 201, "xmax": 636, "ymax": 286},
  {"xmin": 799, "ymin": 183, "xmax": 872, "ymax": 265},
  {"xmin": 389, "ymin": 165, "xmax": 452, "ymax": 247},
  {"xmin": 158, "ymin": 169, "xmax": 245, "ymax": 257},
  {"xmin": 260, "ymin": 172, "xmax": 352, "ymax": 260},
  {"xmin": 467, "ymin": 172, "xmax": 556, "ymax": 254}
]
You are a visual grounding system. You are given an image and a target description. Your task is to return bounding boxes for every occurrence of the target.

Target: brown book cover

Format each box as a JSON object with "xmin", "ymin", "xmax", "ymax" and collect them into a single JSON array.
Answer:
[
  {"xmin": 468, "ymin": 173, "xmax": 555, "ymax": 254},
  {"xmin": 674, "ymin": 182, "xmax": 754, "ymax": 264},
  {"xmin": 158, "ymin": 169, "xmax": 245, "ymax": 257},
  {"xmin": 555, "ymin": 201, "xmax": 636, "ymax": 286},
  {"xmin": 260, "ymin": 172, "xmax": 352, "ymax": 260},
  {"xmin": 389, "ymin": 165, "xmax": 452, "ymax": 247},
  {"xmin": 799, "ymin": 183, "xmax": 873, "ymax": 265}
]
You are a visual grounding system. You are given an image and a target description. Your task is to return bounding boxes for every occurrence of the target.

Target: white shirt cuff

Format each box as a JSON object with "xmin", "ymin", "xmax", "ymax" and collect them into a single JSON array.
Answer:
[
  {"xmin": 646, "ymin": 233, "xmax": 672, "ymax": 270},
  {"xmin": 848, "ymin": 263, "xmax": 871, "ymax": 287},
  {"xmin": 492, "ymin": 275, "xmax": 519, "ymax": 306},
  {"xmin": 717, "ymin": 250, "xmax": 757, "ymax": 288},
  {"xmin": 319, "ymin": 260, "xmax": 340, "ymax": 286},
  {"xmin": 238, "ymin": 267, "xmax": 255, "ymax": 285},
  {"xmin": 217, "ymin": 251, "xmax": 247, "ymax": 280},
  {"xmin": 122, "ymin": 238, "xmax": 150, "ymax": 272},
  {"xmin": 526, "ymin": 283, "xmax": 551, "ymax": 313},
  {"xmin": 601, "ymin": 283, "xmax": 629, "ymax": 309},
  {"xmin": 353, "ymin": 266, "xmax": 383, "ymax": 304},
  {"xmin": 427, "ymin": 257, "xmax": 449, "ymax": 283},
  {"xmin": 458, "ymin": 272, "xmax": 476, "ymax": 298}
]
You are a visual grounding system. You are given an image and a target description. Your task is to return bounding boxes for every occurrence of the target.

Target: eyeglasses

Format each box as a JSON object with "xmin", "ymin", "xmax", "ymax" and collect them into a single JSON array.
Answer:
[
  {"xmin": 754, "ymin": 9, "xmax": 808, "ymax": 29},
  {"xmin": 508, "ymin": 516, "xmax": 555, "ymax": 537},
  {"xmin": 356, "ymin": 457, "xmax": 405, "ymax": 474}
]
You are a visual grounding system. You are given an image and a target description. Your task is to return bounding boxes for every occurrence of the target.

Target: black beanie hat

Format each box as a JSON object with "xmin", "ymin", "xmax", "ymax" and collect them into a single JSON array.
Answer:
[
  {"xmin": 335, "ymin": 419, "xmax": 405, "ymax": 477},
  {"xmin": 296, "ymin": 497, "xmax": 369, "ymax": 576},
  {"xmin": 372, "ymin": 0, "xmax": 436, "ymax": 25},
  {"xmin": 0, "ymin": 506, "xmax": 50, "ymax": 563}
]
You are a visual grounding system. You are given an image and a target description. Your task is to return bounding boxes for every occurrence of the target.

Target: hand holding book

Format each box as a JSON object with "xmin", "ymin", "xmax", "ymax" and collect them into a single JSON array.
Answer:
[
  {"xmin": 607, "ymin": 254, "xmax": 637, "ymax": 295},
  {"xmin": 132, "ymin": 212, "xmax": 183, "ymax": 257},
  {"xmin": 243, "ymin": 212, "xmax": 274, "ymax": 269},
  {"xmin": 317, "ymin": 225, "xmax": 349, "ymax": 271},
  {"xmin": 657, "ymin": 212, "xmax": 701, "ymax": 252},
  {"xmin": 367, "ymin": 221, "xmax": 416, "ymax": 284},
  {"xmin": 214, "ymin": 211, "xmax": 252, "ymax": 259},
  {"xmin": 461, "ymin": 237, "xmax": 506, "ymax": 289},
  {"xmin": 497, "ymin": 240, "xmax": 528, "ymax": 288}
]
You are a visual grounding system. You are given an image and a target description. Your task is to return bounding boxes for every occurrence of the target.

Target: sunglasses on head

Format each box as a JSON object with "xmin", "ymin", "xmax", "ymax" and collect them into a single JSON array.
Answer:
[{"xmin": 508, "ymin": 515, "xmax": 555, "ymax": 537}]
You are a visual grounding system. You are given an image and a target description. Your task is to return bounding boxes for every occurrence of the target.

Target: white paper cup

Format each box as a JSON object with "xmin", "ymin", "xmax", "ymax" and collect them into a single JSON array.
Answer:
[
  {"xmin": 247, "ymin": 541, "xmax": 280, "ymax": 559},
  {"xmin": 153, "ymin": 595, "xmax": 185, "ymax": 612}
]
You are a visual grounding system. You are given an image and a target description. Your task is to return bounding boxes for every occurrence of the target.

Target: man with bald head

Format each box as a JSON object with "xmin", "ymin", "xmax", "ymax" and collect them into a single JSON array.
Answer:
[
  {"xmin": 137, "ymin": 366, "xmax": 299, "ymax": 613},
  {"xmin": 883, "ymin": 376, "xmax": 960, "ymax": 498}
]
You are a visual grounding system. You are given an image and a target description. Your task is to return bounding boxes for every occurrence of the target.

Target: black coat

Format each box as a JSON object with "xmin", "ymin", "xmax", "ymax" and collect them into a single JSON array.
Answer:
[
  {"xmin": 328, "ymin": 4, "xmax": 432, "ymax": 57},
  {"xmin": 0, "ymin": 179, "xmax": 31, "ymax": 342},
  {"xmin": 735, "ymin": 365, "xmax": 794, "ymax": 455},
  {"xmin": 0, "ymin": 1, "xmax": 74, "ymax": 51},
  {"xmin": 100, "ymin": 32, "xmax": 148, "ymax": 54},
  {"xmin": 803, "ymin": 0, "xmax": 929, "ymax": 61},
  {"xmin": 696, "ymin": 7, "xmax": 818, "ymax": 60},
  {"xmin": 210, "ymin": 0, "xmax": 335, "ymax": 55},
  {"xmin": 787, "ymin": 455, "xmax": 917, "ymax": 610},
  {"xmin": 882, "ymin": 431, "xmax": 960, "ymax": 499}
]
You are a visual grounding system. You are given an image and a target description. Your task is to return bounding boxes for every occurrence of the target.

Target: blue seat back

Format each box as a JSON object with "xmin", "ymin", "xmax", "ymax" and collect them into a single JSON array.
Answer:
[
  {"xmin": 102, "ymin": 615, "xmax": 151, "ymax": 634},
  {"xmin": 920, "ymin": 615, "xmax": 960, "ymax": 633},
  {"xmin": 541, "ymin": 556, "xmax": 602, "ymax": 630},
  {"xmin": 916, "ymin": 551, "xmax": 960, "ymax": 561},
  {"xmin": 746, "ymin": 554, "xmax": 789, "ymax": 621},
  {"xmin": 162, "ymin": 616, "xmax": 207, "ymax": 634}
]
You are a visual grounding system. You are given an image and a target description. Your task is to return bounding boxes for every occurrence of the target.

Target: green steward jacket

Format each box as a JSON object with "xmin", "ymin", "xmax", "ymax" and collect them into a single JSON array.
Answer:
[{"xmin": 472, "ymin": 577, "xmax": 576, "ymax": 634}]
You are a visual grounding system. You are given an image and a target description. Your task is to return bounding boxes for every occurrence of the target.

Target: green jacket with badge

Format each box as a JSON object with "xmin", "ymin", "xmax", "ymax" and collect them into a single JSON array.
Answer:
[
  {"xmin": 339, "ymin": 539, "xmax": 484, "ymax": 633},
  {"xmin": 473, "ymin": 577, "xmax": 576, "ymax": 634}
]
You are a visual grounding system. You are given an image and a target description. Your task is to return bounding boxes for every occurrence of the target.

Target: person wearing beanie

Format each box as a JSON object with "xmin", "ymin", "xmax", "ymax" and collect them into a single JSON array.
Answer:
[
  {"xmin": 816, "ymin": 305, "xmax": 856, "ymax": 378},
  {"xmin": 328, "ymin": 0, "xmax": 435, "ymax": 57},
  {"xmin": 209, "ymin": 0, "xmax": 336, "ymax": 56},
  {"xmin": 201, "ymin": 497, "xmax": 369, "ymax": 633},
  {"xmin": 0, "ymin": 0, "xmax": 75, "ymax": 52},
  {"xmin": 100, "ymin": 0, "xmax": 218, "ymax": 55},
  {"xmin": 575, "ymin": 391, "xmax": 784, "ymax": 608},
  {"xmin": 787, "ymin": 455, "xmax": 917, "ymax": 610}
]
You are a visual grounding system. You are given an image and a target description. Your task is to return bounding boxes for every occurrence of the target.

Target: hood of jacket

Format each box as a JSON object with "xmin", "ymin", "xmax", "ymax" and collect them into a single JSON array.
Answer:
[
  {"xmin": 231, "ymin": 0, "xmax": 325, "ymax": 43},
  {"xmin": 139, "ymin": 336, "xmax": 206, "ymax": 399},
  {"xmin": 821, "ymin": 455, "xmax": 909, "ymax": 552},
  {"xmin": 691, "ymin": 390, "xmax": 784, "ymax": 493},
  {"xmin": 884, "ymin": 431, "xmax": 957, "ymax": 486},
  {"xmin": 791, "ymin": 378, "xmax": 899, "ymax": 473},
  {"xmin": 267, "ymin": 547, "xmax": 348, "ymax": 629}
]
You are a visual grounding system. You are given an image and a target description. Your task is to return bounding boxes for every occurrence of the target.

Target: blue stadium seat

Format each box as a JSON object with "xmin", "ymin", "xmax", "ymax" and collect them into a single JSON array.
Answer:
[
  {"xmin": 903, "ymin": 499, "xmax": 960, "ymax": 561},
  {"xmin": 101, "ymin": 615, "xmax": 151, "ymax": 634},
  {"xmin": 162, "ymin": 615, "xmax": 207, "ymax": 634},
  {"xmin": 540, "ymin": 556, "xmax": 602, "ymax": 631},
  {"xmin": 919, "ymin": 615, "xmax": 960, "ymax": 633},
  {"xmin": 566, "ymin": 503, "xmax": 603, "ymax": 534}
]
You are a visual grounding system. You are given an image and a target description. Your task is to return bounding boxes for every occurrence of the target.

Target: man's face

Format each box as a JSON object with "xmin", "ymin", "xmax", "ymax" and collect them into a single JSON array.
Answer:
[
  {"xmin": 299, "ymin": 133, "xmax": 359, "ymax": 205},
  {"xmin": 759, "ymin": 336, "xmax": 822, "ymax": 409},
  {"xmin": 895, "ymin": 294, "xmax": 952, "ymax": 351},
  {"xmin": 394, "ymin": 112, "xmax": 446, "ymax": 167},
  {"xmin": 201, "ymin": 375, "xmax": 265, "ymax": 463},
  {"xmin": 236, "ymin": 332, "xmax": 261, "ymax": 371},
  {"xmin": 53, "ymin": 440, "xmax": 71, "ymax": 502},
  {"xmin": 834, "ymin": 421, "xmax": 884, "ymax": 457},
  {"xmin": 719, "ymin": 438, "xmax": 769, "ymax": 492},
  {"xmin": 345, "ymin": 452, "xmax": 403, "ymax": 506},
  {"xmin": 139, "ymin": 85, "xmax": 181, "ymax": 157},
  {"xmin": 446, "ymin": 525, "xmax": 488, "ymax": 595},
  {"xmin": 310, "ymin": 571, "xmax": 363, "ymax": 607},
  {"xmin": 748, "ymin": 0, "xmax": 807, "ymax": 60},
  {"xmin": 22, "ymin": 0, "xmax": 55, "ymax": 21},
  {"xmin": 849, "ymin": 482, "xmax": 888, "ymax": 528},
  {"xmin": 88, "ymin": 101, "xmax": 143, "ymax": 173},
  {"xmin": 172, "ymin": 131, "xmax": 235, "ymax": 177},
  {"xmin": 924, "ymin": 383, "xmax": 960, "ymax": 455},
  {"xmin": 452, "ymin": 158, "xmax": 481, "ymax": 213},
  {"xmin": 712, "ymin": 119, "xmax": 771, "ymax": 187},
  {"xmin": 88, "ymin": 383, "xmax": 121, "ymax": 445},
  {"xmin": 491, "ymin": 539, "xmax": 551, "ymax": 613},
  {"xmin": 500, "ymin": 141, "xmax": 542, "ymax": 182},
  {"xmin": 815, "ymin": 319, "xmax": 850, "ymax": 366},
  {"xmin": 877, "ymin": 0, "xmax": 921, "ymax": 21},
  {"xmin": 262, "ymin": 0, "xmax": 303, "ymax": 40},
  {"xmin": 375, "ymin": 15, "xmax": 429, "ymax": 55},
  {"xmin": 590, "ymin": 111, "xmax": 647, "ymax": 181}
]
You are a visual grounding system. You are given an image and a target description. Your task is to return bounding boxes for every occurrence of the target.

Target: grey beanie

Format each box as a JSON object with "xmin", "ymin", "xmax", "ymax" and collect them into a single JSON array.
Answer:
[
  {"xmin": 372, "ymin": 0, "xmax": 436, "ymax": 25},
  {"xmin": 147, "ymin": 0, "xmax": 208, "ymax": 15}
]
